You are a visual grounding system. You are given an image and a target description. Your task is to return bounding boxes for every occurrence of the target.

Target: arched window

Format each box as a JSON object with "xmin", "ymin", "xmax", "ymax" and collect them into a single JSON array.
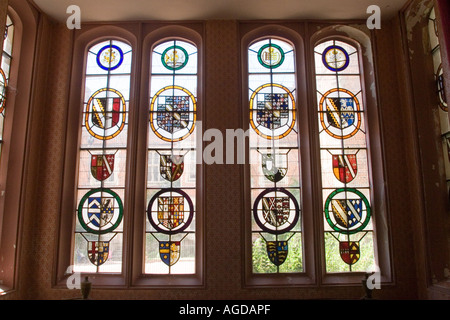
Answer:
[
  {"xmin": 428, "ymin": 7, "xmax": 450, "ymax": 194},
  {"xmin": 0, "ymin": 14, "xmax": 14, "ymax": 160},
  {"xmin": 248, "ymin": 38, "xmax": 303, "ymax": 274},
  {"xmin": 73, "ymin": 40, "xmax": 132, "ymax": 273},
  {"xmin": 314, "ymin": 39, "xmax": 376, "ymax": 273},
  {"xmin": 145, "ymin": 39, "xmax": 198, "ymax": 274}
]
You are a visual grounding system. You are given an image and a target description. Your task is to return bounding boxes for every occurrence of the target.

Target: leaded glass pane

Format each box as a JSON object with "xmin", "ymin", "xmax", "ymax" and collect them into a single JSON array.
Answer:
[
  {"xmin": 145, "ymin": 39, "xmax": 197, "ymax": 275},
  {"xmin": 0, "ymin": 15, "xmax": 14, "ymax": 164},
  {"xmin": 249, "ymin": 38, "xmax": 303, "ymax": 274},
  {"xmin": 428, "ymin": 7, "xmax": 450, "ymax": 209},
  {"xmin": 73, "ymin": 40, "xmax": 132, "ymax": 273},
  {"xmin": 314, "ymin": 39, "xmax": 376, "ymax": 273}
]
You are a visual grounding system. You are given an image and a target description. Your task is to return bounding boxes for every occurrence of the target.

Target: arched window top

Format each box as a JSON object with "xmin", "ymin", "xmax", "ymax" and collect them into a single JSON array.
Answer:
[
  {"xmin": 314, "ymin": 39, "xmax": 360, "ymax": 75},
  {"xmin": 248, "ymin": 38, "xmax": 295, "ymax": 74},
  {"xmin": 151, "ymin": 39, "xmax": 198, "ymax": 76},
  {"xmin": 85, "ymin": 39, "xmax": 132, "ymax": 76},
  {"xmin": 1, "ymin": 14, "xmax": 14, "ymax": 114},
  {"xmin": 3, "ymin": 14, "xmax": 14, "ymax": 57}
]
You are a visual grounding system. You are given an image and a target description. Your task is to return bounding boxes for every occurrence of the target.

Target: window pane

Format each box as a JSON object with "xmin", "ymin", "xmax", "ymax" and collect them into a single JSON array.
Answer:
[
  {"xmin": 314, "ymin": 39, "xmax": 376, "ymax": 273},
  {"xmin": 145, "ymin": 40, "xmax": 198, "ymax": 275},
  {"xmin": 73, "ymin": 40, "xmax": 132, "ymax": 273},
  {"xmin": 0, "ymin": 15, "xmax": 14, "ymax": 156},
  {"xmin": 249, "ymin": 38, "xmax": 303, "ymax": 274}
]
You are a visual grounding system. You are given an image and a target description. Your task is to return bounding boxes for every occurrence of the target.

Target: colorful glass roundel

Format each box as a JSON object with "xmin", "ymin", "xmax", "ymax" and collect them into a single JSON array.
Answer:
[
  {"xmin": 85, "ymin": 88, "xmax": 127, "ymax": 140},
  {"xmin": 0, "ymin": 69, "xmax": 6, "ymax": 113},
  {"xmin": 322, "ymin": 45, "xmax": 350, "ymax": 72},
  {"xmin": 147, "ymin": 188, "xmax": 194, "ymax": 235},
  {"xmin": 96, "ymin": 44, "xmax": 124, "ymax": 71},
  {"xmin": 150, "ymin": 85, "xmax": 196, "ymax": 142},
  {"xmin": 77, "ymin": 188, "xmax": 124, "ymax": 235},
  {"xmin": 258, "ymin": 43, "xmax": 285, "ymax": 69},
  {"xmin": 249, "ymin": 83, "xmax": 296, "ymax": 140},
  {"xmin": 162, "ymin": 45, "xmax": 189, "ymax": 71},
  {"xmin": 319, "ymin": 88, "xmax": 361, "ymax": 139},
  {"xmin": 324, "ymin": 188, "xmax": 371, "ymax": 234},
  {"xmin": 253, "ymin": 188, "xmax": 300, "ymax": 235}
]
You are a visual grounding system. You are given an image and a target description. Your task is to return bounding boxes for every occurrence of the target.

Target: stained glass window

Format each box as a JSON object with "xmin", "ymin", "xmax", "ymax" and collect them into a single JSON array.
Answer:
[
  {"xmin": 73, "ymin": 40, "xmax": 132, "ymax": 273},
  {"xmin": 0, "ymin": 15, "xmax": 14, "ymax": 159},
  {"xmin": 248, "ymin": 38, "xmax": 303, "ymax": 273},
  {"xmin": 145, "ymin": 39, "xmax": 197, "ymax": 274},
  {"xmin": 314, "ymin": 40, "xmax": 375, "ymax": 272},
  {"xmin": 429, "ymin": 8, "xmax": 450, "ymax": 194}
]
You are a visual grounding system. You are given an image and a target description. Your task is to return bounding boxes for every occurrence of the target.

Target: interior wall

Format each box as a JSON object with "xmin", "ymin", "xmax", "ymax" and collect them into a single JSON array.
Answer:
[{"xmin": 3, "ymin": 2, "xmax": 449, "ymax": 300}]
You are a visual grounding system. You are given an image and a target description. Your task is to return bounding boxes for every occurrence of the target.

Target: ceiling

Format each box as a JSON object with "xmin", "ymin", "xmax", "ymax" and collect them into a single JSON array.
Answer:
[{"xmin": 32, "ymin": 0, "xmax": 410, "ymax": 23}]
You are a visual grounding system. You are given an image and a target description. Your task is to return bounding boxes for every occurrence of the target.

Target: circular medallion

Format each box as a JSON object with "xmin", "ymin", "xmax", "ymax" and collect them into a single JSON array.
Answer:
[
  {"xmin": 84, "ymin": 88, "xmax": 127, "ymax": 140},
  {"xmin": 322, "ymin": 45, "xmax": 350, "ymax": 72},
  {"xmin": 249, "ymin": 83, "xmax": 296, "ymax": 140},
  {"xmin": 147, "ymin": 188, "xmax": 194, "ymax": 235},
  {"xmin": 324, "ymin": 188, "xmax": 371, "ymax": 234},
  {"xmin": 319, "ymin": 88, "xmax": 361, "ymax": 139},
  {"xmin": 96, "ymin": 44, "xmax": 124, "ymax": 71},
  {"xmin": 258, "ymin": 43, "xmax": 285, "ymax": 69},
  {"xmin": 0, "ymin": 69, "xmax": 7, "ymax": 113},
  {"xmin": 161, "ymin": 45, "xmax": 189, "ymax": 71},
  {"xmin": 150, "ymin": 85, "xmax": 196, "ymax": 142},
  {"xmin": 253, "ymin": 188, "xmax": 300, "ymax": 235},
  {"xmin": 77, "ymin": 188, "xmax": 124, "ymax": 235},
  {"xmin": 436, "ymin": 64, "xmax": 447, "ymax": 112}
]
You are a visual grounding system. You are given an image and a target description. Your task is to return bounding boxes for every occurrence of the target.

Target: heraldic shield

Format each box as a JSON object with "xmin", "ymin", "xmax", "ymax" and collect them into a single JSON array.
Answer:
[
  {"xmin": 331, "ymin": 198, "xmax": 362, "ymax": 230},
  {"xmin": 332, "ymin": 154, "xmax": 357, "ymax": 184},
  {"xmin": 91, "ymin": 154, "xmax": 115, "ymax": 181},
  {"xmin": 159, "ymin": 241, "xmax": 181, "ymax": 266},
  {"xmin": 262, "ymin": 196, "xmax": 290, "ymax": 228},
  {"xmin": 266, "ymin": 241, "xmax": 288, "ymax": 266},
  {"xmin": 160, "ymin": 154, "xmax": 184, "ymax": 182},
  {"xmin": 87, "ymin": 241, "xmax": 110, "ymax": 266},
  {"xmin": 158, "ymin": 196, "xmax": 185, "ymax": 230},
  {"xmin": 157, "ymin": 96, "xmax": 190, "ymax": 134},
  {"xmin": 326, "ymin": 97, "xmax": 355, "ymax": 129},
  {"xmin": 261, "ymin": 153, "xmax": 288, "ymax": 183},
  {"xmin": 339, "ymin": 241, "xmax": 360, "ymax": 265},
  {"xmin": 91, "ymin": 96, "xmax": 121, "ymax": 129},
  {"xmin": 88, "ymin": 197, "xmax": 115, "ymax": 228},
  {"xmin": 256, "ymin": 93, "xmax": 289, "ymax": 130}
]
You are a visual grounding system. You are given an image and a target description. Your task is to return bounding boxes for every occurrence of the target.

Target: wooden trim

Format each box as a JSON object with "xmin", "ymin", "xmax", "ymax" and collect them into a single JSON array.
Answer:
[{"xmin": 0, "ymin": 0, "xmax": 38, "ymax": 293}]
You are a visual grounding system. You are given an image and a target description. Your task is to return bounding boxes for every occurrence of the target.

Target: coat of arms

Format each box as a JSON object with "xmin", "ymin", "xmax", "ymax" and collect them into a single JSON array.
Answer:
[
  {"xmin": 266, "ymin": 241, "xmax": 288, "ymax": 266},
  {"xmin": 91, "ymin": 154, "xmax": 115, "ymax": 181},
  {"xmin": 160, "ymin": 154, "xmax": 184, "ymax": 182},
  {"xmin": 339, "ymin": 241, "xmax": 360, "ymax": 265},
  {"xmin": 158, "ymin": 196, "xmax": 185, "ymax": 231},
  {"xmin": 261, "ymin": 151, "xmax": 288, "ymax": 183},
  {"xmin": 159, "ymin": 241, "xmax": 181, "ymax": 266},
  {"xmin": 87, "ymin": 241, "xmax": 110, "ymax": 266},
  {"xmin": 332, "ymin": 154, "xmax": 357, "ymax": 183}
]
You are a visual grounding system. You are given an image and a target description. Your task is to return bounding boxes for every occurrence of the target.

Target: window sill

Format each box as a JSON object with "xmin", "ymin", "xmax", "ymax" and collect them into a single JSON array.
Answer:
[
  {"xmin": 428, "ymin": 279, "xmax": 450, "ymax": 299},
  {"xmin": 53, "ymin": 273, "xmax": 127, "ymax": 289},
  {"xmin": 132, "ymin": 273, "xmax": 205, "ymax": 288},
  {"xmin": 0, "ymin": 285, "xmax": 15, "ymax": 297},
  {"xmin": 244, "ymin": 273, "xmax": 316, "ymax": 288}
]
